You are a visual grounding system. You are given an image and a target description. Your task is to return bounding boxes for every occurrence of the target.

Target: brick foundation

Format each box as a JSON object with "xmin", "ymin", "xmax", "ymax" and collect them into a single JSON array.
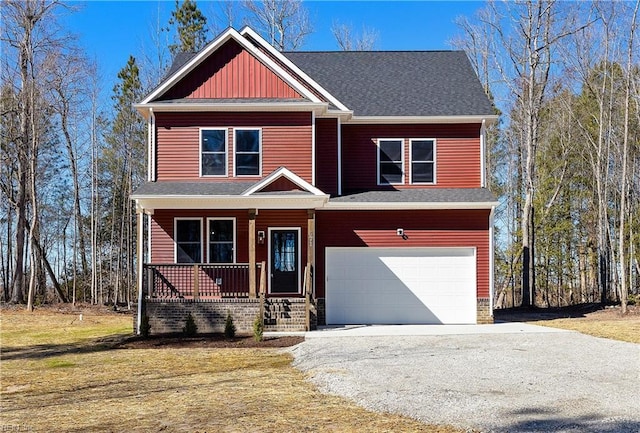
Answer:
[
  {"xmin": 143, "ymin": 297, "xmax": 313, "ymax": 335},
  {"xmin": 476, "ymin": 298, "xmax": 493, "ymax": 324}
]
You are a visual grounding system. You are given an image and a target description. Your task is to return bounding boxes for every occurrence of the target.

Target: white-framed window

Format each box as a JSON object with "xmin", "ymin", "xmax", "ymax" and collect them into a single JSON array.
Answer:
[
  {"xmin": 200, "ymin": 128, "xmax": 227, "ymax": 176},
  {"xmin": 207, "ymin": 218, "xmax": 236, "ymax": 263},
  {"xmin": 234, "ymin": 128, "xmax": 261, "ymax": 176},
  {"xmin": 410, "ymin": 139, "xmax": 436, "ymax": 184},
  {"xmin": 377, "ymin": 138, "xmax": 404, "ymax": 185},
  {"xmin": 174, "ymin": 218, "xmax": 203, "ymax": 263}
]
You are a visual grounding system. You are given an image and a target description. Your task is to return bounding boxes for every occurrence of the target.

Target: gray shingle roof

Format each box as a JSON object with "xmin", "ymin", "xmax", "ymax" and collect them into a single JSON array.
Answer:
[
  {"xmin": 132, "ymin": 182, "xmax": 254, "ymax": 197},
  {"xmin": 330, "ymin": 188, "xmax": 497, "ymax": 204},
  {"xmin": 284, "ymin": 51, "xmax": 494, "ymax": 117}
]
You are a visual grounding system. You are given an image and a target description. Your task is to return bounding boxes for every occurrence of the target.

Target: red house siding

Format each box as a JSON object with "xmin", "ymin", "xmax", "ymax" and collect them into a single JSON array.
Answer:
[
  {"xmin": 150, "ymin": 209, "xmax": 309, "ymax": 270},
  {"xmin": 155, "ymin": 112, "xmax": 313, "ymax": 182},
  {"xmin": 341, "ymin": 123, "xmax": 482, "ymax": 191},
  {"xmin": 314, "ymin": 209, "xmax": 491, "ymax": 299},
  {"xmin": 315, "ymin": 118, "xmax": 339, "ymax": 195},
  {"xmin": 161, "ymin": 39, "xmax": 301, "ymax": 100}
]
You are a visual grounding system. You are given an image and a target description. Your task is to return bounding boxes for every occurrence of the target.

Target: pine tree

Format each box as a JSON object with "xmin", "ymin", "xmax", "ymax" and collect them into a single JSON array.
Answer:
[{"xmin": 167, "ymin": 0, "xmax": 209, "ymax": 55}]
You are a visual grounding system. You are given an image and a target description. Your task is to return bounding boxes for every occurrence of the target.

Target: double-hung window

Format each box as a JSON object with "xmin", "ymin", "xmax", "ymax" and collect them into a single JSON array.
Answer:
[
  {"xmin": 377, "ymin": 139, "xmax": 404, "ymax": 185},
  {"xmin": 175, "ymin": 218, "xmax": 202, "ymax": 263},
  {"xmin": 201, "ymin": 129, "xmax": 227, "ymax": 176},
  {"xmin": 410, "ymin": 139, "xmax": 436, "ymax": 184},
  {"xmin": 235, "ymin": 128, "xmax": 261, "ymax": 176},
  {"xmin": 208, "ymin": 218, "xmax": 235, "ymax": 263}
]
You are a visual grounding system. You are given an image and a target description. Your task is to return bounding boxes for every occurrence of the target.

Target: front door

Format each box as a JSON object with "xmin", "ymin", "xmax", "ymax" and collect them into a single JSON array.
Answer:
[{"xmin": 269, "ymin": 228, "xmax": 300, "ymax": 294}]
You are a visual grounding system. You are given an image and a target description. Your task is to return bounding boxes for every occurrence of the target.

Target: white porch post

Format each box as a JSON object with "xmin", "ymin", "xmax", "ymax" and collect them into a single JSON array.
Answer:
[{"xmin": 136, "ymin": 204, "xmax": 145, "ymax": 335}]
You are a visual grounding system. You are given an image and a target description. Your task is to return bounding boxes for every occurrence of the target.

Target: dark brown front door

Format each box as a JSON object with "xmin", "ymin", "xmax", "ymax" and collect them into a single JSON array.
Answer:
[{"xmin": 270, "ymin": 229, "xmax": 299, "ymax": 294}]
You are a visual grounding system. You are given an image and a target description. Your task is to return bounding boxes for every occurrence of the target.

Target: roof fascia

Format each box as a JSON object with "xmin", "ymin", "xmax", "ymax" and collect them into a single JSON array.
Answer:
[
  {"xmin": 132, "ymin": 195, "xmax": 328, "ymax": 212},
  {"xmin": 345, "ymin": 115, "xmax": 499, "ymax": 125},
  {"xmin": 134, "ymin": 101, "xmax": 328, "ymax": 115},
  {"xmin": 323, "ymin": 201, "xmax": 500, "ymax": 210},
  {"xmin": 239, "ymin": 26, "xmax": 351, "ymax": 113},
  {"xmin": 139, "ymin": 27, "xmax": 322, "ymax": 107},
  {"xmin": 242, "ymin": 166, "xmax": 327, "ymax": 196}
]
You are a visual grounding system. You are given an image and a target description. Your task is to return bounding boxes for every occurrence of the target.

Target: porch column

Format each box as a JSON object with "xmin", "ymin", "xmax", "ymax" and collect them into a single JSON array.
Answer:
[
  {"xmin": 248, "ymin": 209, "xmax": 257, "ymax": 297},
  {"xmin": 136, "ymin": 204, "xmax": 145, "ymax": 335},
  {"xmin": 307, "ymin": 209, "xmax": 315, "ymax": 289}
]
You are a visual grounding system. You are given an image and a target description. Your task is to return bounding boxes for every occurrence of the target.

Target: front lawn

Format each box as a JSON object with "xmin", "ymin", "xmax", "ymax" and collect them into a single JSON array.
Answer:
[{"xmin": 0, "ymin": 307, "xmax": 461, "ymax": 433}]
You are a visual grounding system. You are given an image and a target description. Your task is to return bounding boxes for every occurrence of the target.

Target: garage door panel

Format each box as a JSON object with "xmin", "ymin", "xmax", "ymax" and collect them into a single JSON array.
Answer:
[{"xmin": 326, "ymin": 247, "xmax": 476, "ymax": 325}]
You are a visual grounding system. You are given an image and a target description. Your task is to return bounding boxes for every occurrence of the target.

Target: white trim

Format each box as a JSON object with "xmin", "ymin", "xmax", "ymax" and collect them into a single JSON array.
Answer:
[
  {"xmin": 311, "ymin": 111, "xmax": 316, "ymax": 186},
  {"xmin": 337, "ymin": 117, "xmax": 342, "ymax": 196},
  {"xmin": 147, "ymin": 213, "xmax": 152, "ymax": 263},
  {"xmin": 174, "ymin": 217, "xmax": 203, "ymax": 263},
  {"xmin": 132, "ymin": 195, "xmax": 329, "ymax": 212},
  {"xmin": 233, "ymin": 127, "xmax": 262, "ymax": 177},
  {"xmin": 377, "ymin": 138, "xmax": 405, "ymax": 186},
  {"xmin": 409, "ymin": 138, "xmax": 437, "ymax": 185},
  {"xmin": 199, "ymin": 127, "xmax": 228, "ymax": 177},
  {"xmin": 242, "ymin": 166, "xmax": 327, "ymax": 196},
  {"xmin": 346, "ymin": 115, "xmax": 499, "ymax": 125},
  {"xmin": 147, "ymin": 112, "xmax": 152, "ymax": 182},
  {"xmin": 150, "ymin": 109, "xmax": 156, "ymax": 181},
  {"xmin": 323, "ymin": 201, "xmax": 500, "ymax": 211},
  {"xmin": 489, "ymin": 206, "xmax": 495, "ymax": 316},
  {"xmin": 268, "ymin": 227, "xmax": 302, "ymax": 295},
  {"xmin": 136, "ymin": 210, "xmax": 144, "ymax": 334},
  {"xmin": 140, "ymin": 27, "xmax": 322, "ymax": 107},
  {"xmin": 206, "ymin": 217, "xmax": 237, "ymax": 263},
  {"xmin": 480, "ymin": 119, "xmax": 486, "ymax": 188},
  {"xmin": 136, "ymin": 101, "xmax": 328, "ymax": 116},
  {"xmin": 239, "ymin": 26, "xmax": 351, "ymax": 112}
]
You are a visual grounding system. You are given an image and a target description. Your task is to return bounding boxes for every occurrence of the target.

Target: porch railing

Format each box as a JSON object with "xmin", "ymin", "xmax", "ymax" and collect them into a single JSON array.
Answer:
[{"xmin": 144, "ymin": 263, "xmax": 261, "ymax": 299}]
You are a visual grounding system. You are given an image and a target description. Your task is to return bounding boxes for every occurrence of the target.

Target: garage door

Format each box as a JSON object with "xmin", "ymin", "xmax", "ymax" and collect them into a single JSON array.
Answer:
[{"xmin": 326, "ymin": 247, "xmax": 477, "ymax": 325}]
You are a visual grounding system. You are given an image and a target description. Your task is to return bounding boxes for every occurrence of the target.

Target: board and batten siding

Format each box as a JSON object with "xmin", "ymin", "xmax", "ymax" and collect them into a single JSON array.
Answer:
[
  {"xmin": 314, "ymin": 209, "xmax": 491, "ymax": 299},
  {"xmin": 161, "ymin": 39, "xmax": 302, "ymax": 100},
  {"xmin": 315, "ymin": 118, "xmax": 339, "ymax": 195},
  {"xmin": 155, "ymin": 112, "xmax": 313, "ymax": 182},
  {"xmin": 341, "ymin": 123, "xmax": 482, "ymax": 191}
]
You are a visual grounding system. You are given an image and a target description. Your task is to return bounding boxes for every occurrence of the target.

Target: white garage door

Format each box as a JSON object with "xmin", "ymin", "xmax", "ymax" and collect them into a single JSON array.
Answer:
[{"xmin": 326, "ymin": 247, "xmax": 477, "ymax": 325}]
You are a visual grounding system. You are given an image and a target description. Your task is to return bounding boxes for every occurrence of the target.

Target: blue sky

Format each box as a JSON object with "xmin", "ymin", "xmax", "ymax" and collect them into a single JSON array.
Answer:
[{"xmin": 63, "ymin": 1, "xmax": 482, "ymax": 93}]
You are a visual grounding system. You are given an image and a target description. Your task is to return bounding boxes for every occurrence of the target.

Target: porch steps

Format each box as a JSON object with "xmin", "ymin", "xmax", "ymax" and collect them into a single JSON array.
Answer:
[{"xmin": 263, "ymin": 298, "xmax": 316, "ymax": 332}]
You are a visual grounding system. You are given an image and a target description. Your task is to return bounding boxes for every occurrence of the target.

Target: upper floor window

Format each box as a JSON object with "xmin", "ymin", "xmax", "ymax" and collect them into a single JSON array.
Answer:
[
  {"xmin": 410, "ymin": 139, "xmax": 436, "ymax": 184},
  {"xmin": 377, "ymin": 139, "xmax": 404, "ymax": 185},
  {"xmin": 175, "ymin": 218, "xmax": 202, "ymax": 263},
  {"xmin": 201, "ymin": 129, "xmax": 227, "ymax": 176},
  {"xmin": 235, "ymin": 128, "xmax": 261, "ymax": 176},
  {"xmin": 208, "ymin": 218, "xmax": 235, "ymax": 263}
]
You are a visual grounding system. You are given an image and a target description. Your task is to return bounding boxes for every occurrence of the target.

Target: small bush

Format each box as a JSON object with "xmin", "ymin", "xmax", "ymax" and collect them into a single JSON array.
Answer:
[
  {"xmin": 253, "ymin": 314, "xmax": 264, "ymax": 342},
  {"xmin": 224, "ymin": 311, "xmax": 236, "ymax": 339},
  {"xmin": 183, "ymin": 313, "xmax": 198, "ymax": 337},
  {"xmin": 140, "ymin": 315, "xmax": 151, "ymax": 337}
]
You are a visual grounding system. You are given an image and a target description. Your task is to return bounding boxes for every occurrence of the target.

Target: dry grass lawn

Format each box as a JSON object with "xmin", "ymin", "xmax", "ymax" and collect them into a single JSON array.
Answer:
[
  {"xmin": 1, "ymin": 308, "xmax": 462, "ymax": 433},
  {"xmin": 532, "ymin": 308, "xmax": 640, "ymax": 344}
]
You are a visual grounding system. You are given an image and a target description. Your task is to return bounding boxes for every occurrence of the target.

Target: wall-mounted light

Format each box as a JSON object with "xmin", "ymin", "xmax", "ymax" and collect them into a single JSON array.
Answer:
[
  {"xmin": 258, "ymin": 230, "xmax": 265, "ymax": 244},
  {"xmin": 397, "ymin": 228, "xmax": 408, "ymax": 240}
]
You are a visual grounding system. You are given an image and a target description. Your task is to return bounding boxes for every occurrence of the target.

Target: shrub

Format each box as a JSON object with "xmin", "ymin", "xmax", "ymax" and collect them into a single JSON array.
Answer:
[
  {"xmin": 140, "ymin": 315, "xmax": 151, "ymax": 338},
  {"xmin": 224, "ymin": 311, "xmax": 236, "ymax": 339},
  {"xmin": 183, "ymin": 313, "xmax": 198, "ymax": 337},
  {"xmin": 253, "ymin": 314, "xmax": 264, "ymax": 342}
]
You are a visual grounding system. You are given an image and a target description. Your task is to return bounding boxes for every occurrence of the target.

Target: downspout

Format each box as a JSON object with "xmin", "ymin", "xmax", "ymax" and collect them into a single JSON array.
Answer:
[
  {"xmin": 489, "ymin": 205, "xmax": 495, "ymax": 317},
  {"xmin": 480, "ymin": 119, "xmax": 486, "ymax": 188},
  {"xmin": 337, "ymin": 117, "xmax": 342, "ymax": 196},
  {"xmin": 311, "ymin": 111, "xmax": 316, "ymax": 185},
  {"xmin": 150, "ymin": 108, "xmax": 156, "ymax": 181}
]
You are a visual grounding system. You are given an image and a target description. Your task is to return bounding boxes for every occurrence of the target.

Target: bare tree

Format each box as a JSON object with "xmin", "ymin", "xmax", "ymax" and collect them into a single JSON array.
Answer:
[
  {"xmin": 331, "ymin": 21, "xmax": 379, "ymax": 51},
  {"xmin": 243, "ymin": 0, "xmax": 312, "ymax": 51}
]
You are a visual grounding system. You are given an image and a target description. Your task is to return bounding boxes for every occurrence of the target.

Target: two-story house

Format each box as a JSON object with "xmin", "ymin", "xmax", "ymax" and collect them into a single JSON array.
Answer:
[{"xmin": 132, "ymin": 26, "xmax": 498, "ymax": 334}]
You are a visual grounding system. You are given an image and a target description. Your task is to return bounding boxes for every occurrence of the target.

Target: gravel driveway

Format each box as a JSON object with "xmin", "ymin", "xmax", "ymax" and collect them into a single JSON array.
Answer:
[{"xmin": 290, "ymin": 325, "xmax": 639, "ymax": 433}]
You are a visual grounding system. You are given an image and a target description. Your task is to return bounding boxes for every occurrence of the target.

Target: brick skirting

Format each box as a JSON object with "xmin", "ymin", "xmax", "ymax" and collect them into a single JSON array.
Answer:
[
  {"xmin": 476, "ymin": 298, "xmax": 494, "ymax": 324},
  {"xmin": 143, "ymin": 298, "xmax": 312, "ymax": 335}
]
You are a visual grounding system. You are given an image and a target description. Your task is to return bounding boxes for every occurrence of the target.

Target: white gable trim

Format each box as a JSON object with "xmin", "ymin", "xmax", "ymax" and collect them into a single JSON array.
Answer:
[
  {"xmin": 140, "ymin": 27, "xmax": 322, "ymax": 106},
  {"xmin": 242, "ymin": 167, "xmax": 327, "ymax": 197},
  {"xmin": 240, "ymin": 26, "xmax": 351, "ymax": 112}
]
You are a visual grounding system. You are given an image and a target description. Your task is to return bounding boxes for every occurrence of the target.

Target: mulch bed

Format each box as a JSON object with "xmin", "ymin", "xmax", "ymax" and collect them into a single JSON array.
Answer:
[{"xmin": 117, "ymin": 334, "xmax": 305, "ymax": 349}]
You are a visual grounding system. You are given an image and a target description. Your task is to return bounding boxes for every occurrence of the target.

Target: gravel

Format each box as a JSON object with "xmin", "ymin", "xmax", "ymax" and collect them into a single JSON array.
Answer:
[{"xmin": 290, "ymin": 329, "xmax": 640, "ymax": 433}]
